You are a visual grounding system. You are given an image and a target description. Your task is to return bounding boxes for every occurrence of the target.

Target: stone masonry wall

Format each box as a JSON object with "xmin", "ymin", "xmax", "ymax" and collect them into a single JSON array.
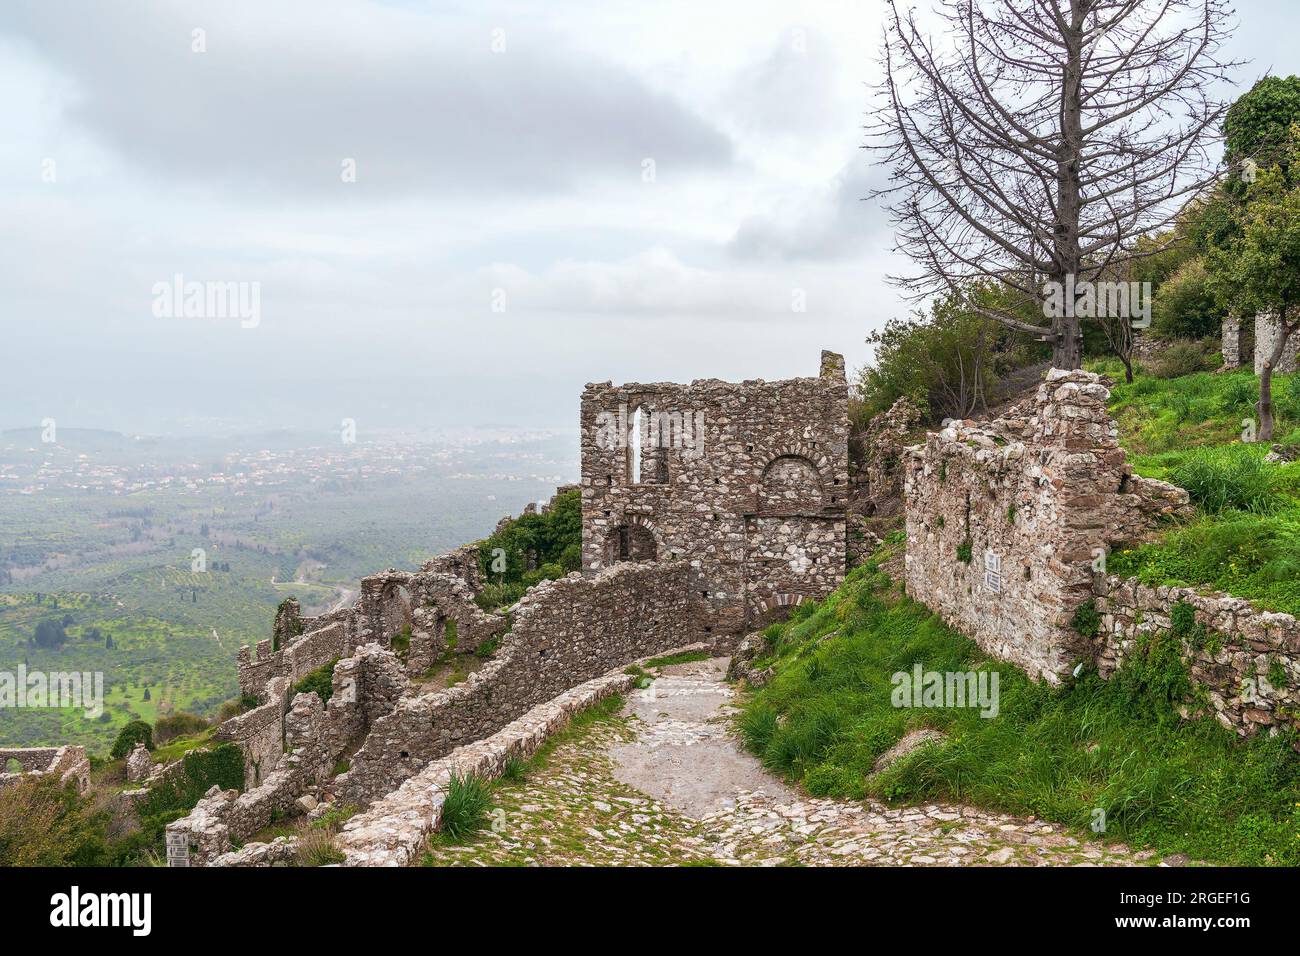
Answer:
[
  {"xmin": 334, "ymin": 665, "xmax": 645, "ymax": 866},
  {"xmin": 169, "ymin": 643, "xmax": 409, "ymax": 863},
  {"xmin": 0, "ymin": 745, "xmax": 90, "ymax": 793},
  {"xmin": 336, "ymin": 560, "xmax": 700, "ymax": 804},
  {"xmin": 1221, "ymin": 315, "xmax": 1251, "ymax": 370},
  {"xmin": 904, "ymin": 369, "xmax": 1190, "ymax": 683},
  {"xmin": 580, "ymin": 351, "xmax": 848, "ymax": 637},
  {"xmin": 1255, "ymin": 312, "xmax": 1300, "ymax": 374},
  {"xmin": 1096, "ymin": 577, "xmax": 1300, "ymax": 737}
]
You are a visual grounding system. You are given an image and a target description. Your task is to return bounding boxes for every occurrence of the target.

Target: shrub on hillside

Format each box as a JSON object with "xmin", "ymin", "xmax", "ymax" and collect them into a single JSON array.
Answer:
[
  {"xmin": 1151, "ymin": 339, "xmax": 1213, "ymax": 379},
  {"xmin": 1169, "ymin": 445, "xmax": 1280, "ymax": 514},
  {"xmin": 154, "ymin": 712, "xmax": 208, "ymax": 744},
  {"xmin": 110, "ymin": 720, "xmax": 153, "ymax": 759},
  {"xmin": 0, "ymin": 777, "xmax": 109, "ymax": 867}
]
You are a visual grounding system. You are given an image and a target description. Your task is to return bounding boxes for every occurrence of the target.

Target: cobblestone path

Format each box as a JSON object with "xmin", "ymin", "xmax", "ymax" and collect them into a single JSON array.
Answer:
[{"xmin": 423, "ymin": 657, "xmax": 1165, "ymax": 866}]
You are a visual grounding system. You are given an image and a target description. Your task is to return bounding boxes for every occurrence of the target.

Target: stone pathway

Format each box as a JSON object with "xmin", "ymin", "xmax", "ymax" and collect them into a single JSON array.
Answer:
[{"xmin": 422, "ymin": 657, "xmax": 1164, "ymax": 866}]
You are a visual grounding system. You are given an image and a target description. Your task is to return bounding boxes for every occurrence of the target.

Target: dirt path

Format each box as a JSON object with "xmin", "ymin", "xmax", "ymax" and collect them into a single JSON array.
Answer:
[{"xmin": 423, "ymin": 656, "xmax": 1167, "ymax": 867}]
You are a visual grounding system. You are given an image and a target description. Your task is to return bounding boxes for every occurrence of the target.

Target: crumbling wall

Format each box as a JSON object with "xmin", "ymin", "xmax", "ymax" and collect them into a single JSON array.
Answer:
[
  {"xmin": 846, "ymin": 396, "xmax": 922, "ymax": 563},
  {"xmin": 215, "ymin": 677, "xmax": 289, "ymax": 788},
  {"xmin": 580, "ymin": 351, "xmax": 848, "ymax": 637},
  {"xmin": 904, "ymin": 369, "xmax": 1190, "ymax": 683},
  {"xmin": 0, "ymin": 745, "xmax": 90, "ymax": 793},
  {"xmin": 170, "ymin": 643, "xmax": 409, "ymax": 863},
  {"xmin": 336, "ymin": 560, "xmax": 700, "ymax": 804},
  {"xmin": 1096, "ymin": 577, "xmax": 1300, "ymax": 737},
  {"xmin": 237, "ymin": 622, "xmax": 347, "ymax": 698},
  {"xmin": 1222, "ymin": 315, "xmax": 1253, "ymax": 371}
]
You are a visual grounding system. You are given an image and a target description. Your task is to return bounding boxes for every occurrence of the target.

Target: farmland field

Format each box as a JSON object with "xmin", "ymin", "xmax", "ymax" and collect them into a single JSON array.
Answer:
[{"xmin": 0, "ymin": 427, "xmax": 575, "ymax": 755}]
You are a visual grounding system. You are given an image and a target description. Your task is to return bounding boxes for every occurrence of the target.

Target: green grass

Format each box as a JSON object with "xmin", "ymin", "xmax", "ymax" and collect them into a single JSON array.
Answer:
[
  {"xmin": 739, "ymin": 560, "xmax": 1300, "ymax": 866},
  {"xmin": 641, "ymin": 649, "xmax": 711, "ymax": 668},
  {"xmin": 1109, "ymin": 511, "xmax": 1300, "ymax": 617},
  {"xmin": 436, "ymin": 772, "xmax": 493, "ymax": 843},
  {"xmin": 1097, "ymin": 365, "xmax": 1300, "ymax": 617}
]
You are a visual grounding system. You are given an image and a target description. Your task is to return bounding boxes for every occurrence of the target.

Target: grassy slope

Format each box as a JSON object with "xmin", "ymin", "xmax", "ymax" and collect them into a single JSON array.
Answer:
[
  {"xmin": 1099, "ymin": 362, "xmax": 1300, "ymax": 617},
  {"xmin": 742, "ymin": 362, "xmax": 1300, "ymax": 866},
  {"xmin": 739, "ymin": 543, "xmax": 1300, "ymax": 865}
]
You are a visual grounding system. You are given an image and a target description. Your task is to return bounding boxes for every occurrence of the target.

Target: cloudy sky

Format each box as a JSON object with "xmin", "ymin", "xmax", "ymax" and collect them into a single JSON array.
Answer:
[{"xmin": 0, "ymin": 0, "xmax": 1293, "ymax": 436}]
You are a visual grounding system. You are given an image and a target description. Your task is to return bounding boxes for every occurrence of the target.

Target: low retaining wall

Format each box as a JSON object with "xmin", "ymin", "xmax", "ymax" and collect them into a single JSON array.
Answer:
[
  {"xmin": 336, "ymin": 667, "xmax": 640, "ymax": 866},
  {"xmin": 336, "ymin": 560, "xmax": 700, "ymax": 804},
  {"xmin": 1097, "ymin": 576, "xmax": 1300, "ymax": 736}
]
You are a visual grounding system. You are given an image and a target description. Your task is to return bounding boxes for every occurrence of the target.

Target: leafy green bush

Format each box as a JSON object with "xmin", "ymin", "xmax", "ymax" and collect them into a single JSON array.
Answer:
[
  {"xmin": 291, "ymin": 657, "xmax": 340, "ymax": 704},
  {"xmin": 1152, "ymin": 339, "xmax": 1213, "ymax": 379},
  {"xmin": 439, "ymin": 773, "xmax": 492, "ymax": 842},
  {"xmin": 0, "ymin": 777, "xmax": 110, "ymax": 866},
  {"xmin": 476, "ymin": 490, "xmax": 581, "ymax": 605},
  {"xmin": 110, "ymin": 720, "xmax": 153, "ymax": 759},
  {"xmin": 1169, "ymin": 445, "xmax": 1281, "ymax": 514},
  {"xmin": 1070, "ymin": 600, "xmax": 1100, "ymax": 638},
  {"xmin": 1151, "ymin": 258, "xmax": 1220, "ymax": 340}
]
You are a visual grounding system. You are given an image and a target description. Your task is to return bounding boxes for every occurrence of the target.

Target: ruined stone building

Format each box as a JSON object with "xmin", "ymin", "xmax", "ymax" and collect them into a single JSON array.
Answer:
[{"xmin": 579, "ymin": 351, "xmax": 850, "ymax": 635}]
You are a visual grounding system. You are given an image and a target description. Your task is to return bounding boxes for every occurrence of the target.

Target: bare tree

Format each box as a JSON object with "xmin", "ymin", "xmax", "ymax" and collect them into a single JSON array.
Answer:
[{"xmin": 871, "ymin": 0, "xmax": 1238, "ymax": 369}]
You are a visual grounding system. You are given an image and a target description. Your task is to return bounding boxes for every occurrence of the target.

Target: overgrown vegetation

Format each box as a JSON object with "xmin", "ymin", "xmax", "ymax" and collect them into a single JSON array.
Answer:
[
  {"xmin": 1100, "ymin": 365, "xmax": 1300, "ymax": 617},
  {"xmin": 110, "ymin": 720, "xmax": 153, "ymax": 759},
  {"xmin": 474, "ymin": 489, "xmax": 582, "ymax": 610},
  {"xmin": 437, "ymin": 772, "xmax": 493, "ymax": 843},
  {"xmin": 738, "ymin": 557, "xmax": 1300, "ymax": 866},
  {"xmin": 291, "ymin": 657, "xmax": 340, "ymax": 704}
]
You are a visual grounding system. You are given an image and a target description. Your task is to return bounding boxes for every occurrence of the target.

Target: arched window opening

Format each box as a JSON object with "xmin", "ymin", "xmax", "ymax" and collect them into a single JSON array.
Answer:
[
  {"xmin": 603, "ymin": 524, "xmax": 657, "ymax": 564},
  {"xmin": 758, "ymin": 455, "xmax": 824, "ymax": 513}
]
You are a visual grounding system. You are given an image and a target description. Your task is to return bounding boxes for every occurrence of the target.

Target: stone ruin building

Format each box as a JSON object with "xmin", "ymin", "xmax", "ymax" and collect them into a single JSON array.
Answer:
[
  {"xmin": 580, "ymin": 350, "xmax": 850, "ymax": 634},
  {"xmin": 16, "ymin": 353, "xmax": 1298, "ymax": 868},
  {"xmin": 158, "ymin": 352, "xmax": 851, "ymax": 865},
  {"xmin": 904, "ymin": 368, "xmax": 1300, "ymax": 737}
]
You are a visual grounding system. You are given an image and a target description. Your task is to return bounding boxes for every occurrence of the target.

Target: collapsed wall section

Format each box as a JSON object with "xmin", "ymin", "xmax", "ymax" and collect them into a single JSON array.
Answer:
[{"xmin": 0, "ymin": 746, "xmax": 90, "ymax": 793}]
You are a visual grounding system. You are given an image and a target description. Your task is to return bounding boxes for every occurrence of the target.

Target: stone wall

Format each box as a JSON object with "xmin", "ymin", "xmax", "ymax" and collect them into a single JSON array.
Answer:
[
  {"xmin": 214, "ymin": 677, "xmax": 289, "ymax": 788},
  {"xmin": 1222, "ymin": 315, "xmax": 1252, "ymax": 370},
  {"xmin": 0, "ymin": 745, "xmax": 90, "ymax": 793},
  {"xmin": 335, "ymin": 665, "xmax": 645, "ymax": 866},
  {"xmin": 237, "ymin": 621, "xmax": 345, "ymax": 700},
  {"xmin": 1255, "ymin": 312, "xmax": 1299, "ymax": 374},
  {"xmin": 580, "ymin": 350, "xmax": 849, "ymax": 636},
  {"xmin": 1096, "ymin": 577, "xmax": 1300, "ymax": 736},
  {"xmin": 903, "ymin": 369, "xmax": 1190, "ymax": 683},
  {"xmin": 169, "ymin": 643, "xmax": 409, "ymax": 863},
  {"xmin": 336, "ymin": 560, "xmax": 701, "ymax": 804}
]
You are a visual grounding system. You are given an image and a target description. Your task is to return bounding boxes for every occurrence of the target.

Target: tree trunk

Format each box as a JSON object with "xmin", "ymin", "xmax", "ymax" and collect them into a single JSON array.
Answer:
[
  {"xmin": 1258, "ymin": 321, "xmax": 1292, "ymax": 442},
  {"xmin": 1053, "ymin": 3, "xmax": 1086, "ymax": 371}
]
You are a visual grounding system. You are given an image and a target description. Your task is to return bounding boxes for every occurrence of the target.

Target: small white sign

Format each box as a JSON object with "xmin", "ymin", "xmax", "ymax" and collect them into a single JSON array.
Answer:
[
  {"xmin": 166, "ymin": 831, "xmax": 190, "ymax": 867},
  {"xmin": 983, "ymin": 550, "xmax": 1002, "ymax": 594}
]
